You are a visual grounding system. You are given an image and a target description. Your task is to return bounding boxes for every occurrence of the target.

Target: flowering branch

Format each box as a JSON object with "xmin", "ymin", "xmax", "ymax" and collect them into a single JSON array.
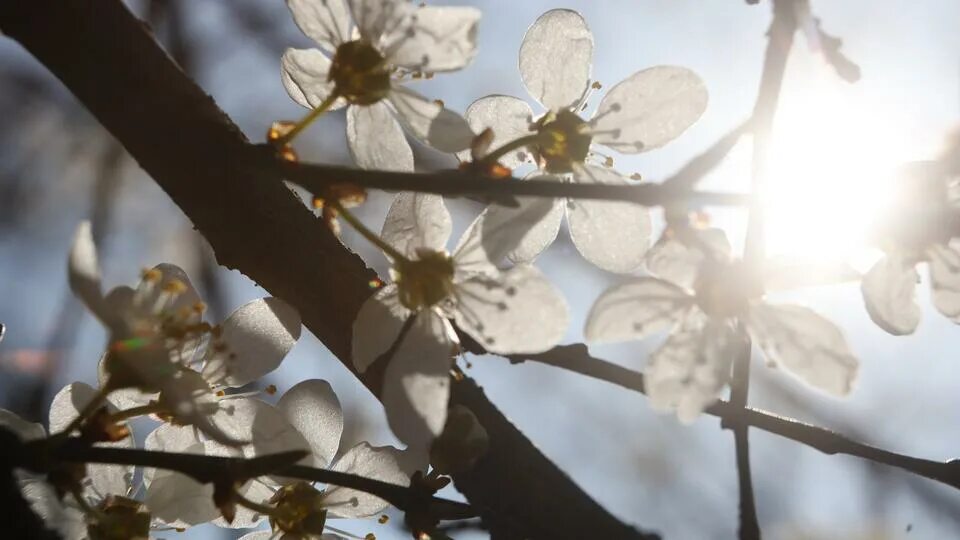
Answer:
[
  {"xmin": 0, "ymin": 1, "xmax": 656, "ymax": 538},
  {"xmin": 274, "ymin": 154, "xmax": 750, "ymax": 208},
  {"xmin": 4, "ymin": 428, "xmax": 476, "ymax": 522}
]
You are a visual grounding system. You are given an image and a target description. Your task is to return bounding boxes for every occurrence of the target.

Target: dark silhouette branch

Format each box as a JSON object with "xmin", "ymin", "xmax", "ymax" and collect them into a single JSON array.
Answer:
[
  {"xmin": 0, "ymin": 1, "xmax": 656, "ymax": 538},
  {"xmin": 497, "ymin": 344, "xmax": 960, "ymax": 491}
]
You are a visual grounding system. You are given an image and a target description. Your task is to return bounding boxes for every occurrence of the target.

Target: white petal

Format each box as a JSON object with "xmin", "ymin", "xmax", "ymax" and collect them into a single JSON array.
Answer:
[
  {"xmin": 746, "ymin": 303, "xmax": 859, "ymax": 396},
  {"xmin": 281, "ymin": 48, "xmax": 345, "ymax": 110},
  {"xmin": 347, "ymin": 102, "xmax": 414, "ymax": 172},
  {"xmin": 457, "ymin": 95, "xmax": 535, "ymax": 167},
  {"xmin": 68, "ymin": 221, "xmax": 107, "ymax": 321},
  {"xmin": 519, "ymin": 9, "xmax": 593, "ymax": 110},
  {"xmin": 50, "ymin": 383, "xmax": 134, "ymax": 499},
  {"xmin": 208, "ymin": 398, "xmax": 310, "ymax": 459},
  {"xmin": 507, "ymin": 198, "xmax": 565, "ymax": 264},
  {"xmin": 645, "ymin": 317, "xmax": 737, "ymax": 424},
  {"xmin": 348, "ymin": 0, "xmax": 413, "ymax": 43},
  {"xmin": 453, "ymin": 195, "xmax": 558, "ymax": 274},
  {"xmin": 287, "ymin": 0, "xmax": 351, "ymax": 52},
  {"xmin": 217, "ymin": 478, "xmax": 274, "ymax": 529},
  {"xmin": 384, "ymin": 5, "xmax": 481, "ymax": 72},
  {"xmin": 860, "ymin": 254, "xmax": 920, "ymax": 335},
  {"xmin": 134, "ymin": 263, "xmax": 202, "ymax": 323},
  {"xmin": 351, "ymin": 285, "xmax": 411, "ymax": 373},
  {"xmin": 144, "ymin": 441, "xmax": 222, "ymax": 527},
  {"xmin": 238, "ymin": 532, "xmax": 276, "ymax": 540},
  {"xmin": 646, "ymin": 228, "xmax": 732, "ymax": 289},
  {"xmin": 454, "ymin": 265, "xmax": 568, "ymax": 354},
  {"xmin": 928, "ymin": 242, "xmax": 960, "ymax": 322},
  {"xmin": 381, "ymin": 192, "xmax": 452, "ymax": 261},
  {"xmin": 388, "ymin": 85, "xmax": 475, "ymax": 153},
  {"xmin": 0, "ymin": 408, "xmax": 45, "ymax": 441},
  {"xmin": 382, "ymin": 311, "xmax": 454, "ymax": 450},
  {"xmin": 591, "ymin": 66, "xmax": 708, "ymax": 153},
  {"xmin": 568, "ymin": 165, "xmax": 652, "ymax": 273},
  {"xmin": 278, "ymin": 379, "xmax": 344, "ymax": 469},
  {"xmin": 324, "ymin": 442, "xmax": 410, "ymax": 518},
  {"xmin": 202, "ymin": 298, "xmax": 302, "ymax": 388},
  {"xmin": 585, "ymin": 277, "xmax": 695, "ymax": 343},
  {"xmin": 20, "ymin": 478, "xmax": 87, "ymax": 540}
]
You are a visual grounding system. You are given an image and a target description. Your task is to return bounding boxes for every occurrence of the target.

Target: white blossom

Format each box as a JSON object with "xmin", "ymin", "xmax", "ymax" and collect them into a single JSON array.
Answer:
[
  {"xmin": 458, "ymin": 9, "xmax": 708, "ymax": 273},
  {"xmin": 352, "ymin": 193, "xmax": 568, "ymax": 450},
  {"xmin": 585, "ymin": 228, "xmax": 859, "ymax": 422},
  {"xmin": 282, "ymin": 0, "xmax": 480, "ymax": 171},
  {"xmin": 69, "ymin": 221, "xmax": 302, "ymax": 445}
]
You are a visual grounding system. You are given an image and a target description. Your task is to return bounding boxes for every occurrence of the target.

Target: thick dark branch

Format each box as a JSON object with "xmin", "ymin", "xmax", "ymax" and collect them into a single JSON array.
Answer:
[
  {"xmin": 501, "ymin": 344, "xmax": 960, "ymax": 491},
  {"xmin": 0, "ymin": 1, "xmax": 654, "ymax": 538},
  {"xmin": 277, "ymin": 157, "xmax": 750, "ymax": 207}
]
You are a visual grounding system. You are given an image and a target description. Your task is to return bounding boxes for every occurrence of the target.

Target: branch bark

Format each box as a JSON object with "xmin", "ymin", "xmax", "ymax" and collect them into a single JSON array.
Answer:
[{"xmin": 0, "ymin": 1, "xmax": 654, "ymax": 538}]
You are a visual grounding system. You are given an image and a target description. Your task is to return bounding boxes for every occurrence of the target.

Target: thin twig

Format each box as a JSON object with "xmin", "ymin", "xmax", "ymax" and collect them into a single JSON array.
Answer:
[{"xmin": 275, "ymin": 156, "xmax": 751, "ymax": 208}]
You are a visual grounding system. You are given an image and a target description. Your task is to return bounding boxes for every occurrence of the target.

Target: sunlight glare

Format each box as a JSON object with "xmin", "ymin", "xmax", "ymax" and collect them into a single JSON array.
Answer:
[{"xmin": 761, "ymin": 59, "xmax": 911, "ymax": 269}]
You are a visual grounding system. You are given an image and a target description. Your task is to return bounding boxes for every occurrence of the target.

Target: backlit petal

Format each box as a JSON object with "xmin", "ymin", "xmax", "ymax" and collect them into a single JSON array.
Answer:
[
  {"xmin": 585, "ymin": 277, "xmax": 694, "ymax": 343},
  {"xmin": 325, "ymin": 442, "xmax": 411, "ymax": 518},
  {"xmin": 287, "ymin": 0, "xmax": 352, "ymax": 52},
  {"xmin": 381, "ymin": 192, "xmax": 452, "ymax": 261},
  {"xmin": 278, "ymin": 379, "xmax": 344, "ymax": 469},
  {"xmin": 519, "ymin": 9, "xmax": 593, "ymax": 110},
  {"xmin": 347, "ymin": 102, "xmax": 414, "ymax": 172},
  {"xmin": 861, "ymin": 254, "xmax": 920, "ymax": 335},
  {"xmin": 351, "ymin": 285, "xmax": 411, "ymax": 373},
  {"xmin": 385, "ymin": 5, "xmax": 481, "ymax": 72},
  {"xmin": 928, "ymin": 241, "xmax": 960, "ymax": 322},
  {"xmin": 281, "ymin": 48, "xmax": 346, "ymax": 110},
  {"xmin": 457, "ymin": 95, "xmax": 535, "ymax": 168},
  {"xmin": 388, "ymin": 85, "xmax": 475, "ymax": 153}
]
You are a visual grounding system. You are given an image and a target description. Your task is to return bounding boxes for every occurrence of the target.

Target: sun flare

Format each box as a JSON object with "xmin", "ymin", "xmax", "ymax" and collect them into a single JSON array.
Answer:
[{"xmin": 761, "ymin": 61, "xmax": 912, "ymax": 269}]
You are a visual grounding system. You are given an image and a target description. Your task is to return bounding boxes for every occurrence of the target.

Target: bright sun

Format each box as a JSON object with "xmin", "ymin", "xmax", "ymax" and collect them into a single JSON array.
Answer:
[{"xmin": 761, "ymin": 59, "xmax": 913, "ymax": 268}]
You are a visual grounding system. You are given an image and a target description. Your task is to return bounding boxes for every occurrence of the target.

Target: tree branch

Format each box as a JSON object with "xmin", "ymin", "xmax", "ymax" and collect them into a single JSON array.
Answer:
[
  {"xmin": 0, "ymin": 1, "xmax": 655, "ymax": 538},
  {"xmin": 498, "ymin": 344, "xmax": 960, "ymax": 492}
]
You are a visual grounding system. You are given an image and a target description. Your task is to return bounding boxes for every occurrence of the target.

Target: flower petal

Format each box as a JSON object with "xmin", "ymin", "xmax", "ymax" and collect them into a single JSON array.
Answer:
[
  {"xmin": 860, "ymin": 254, "xmax": 920, "ymax": 335},
  {"xmin": 385, "ymin": 5, "xmax": 481, "ymax": 72},
  {"xmin": 212, "ymin": 398, "xmax": 310, "ymax": 460},
  {"xmin": 454, "ymin": 265, "xmax": 568, "ymax": 354},
  {"xmin": 133, "ymin": 263, "xmax": 202, "ymax": 324},
  {"xmin": 645, "ymin": 316, "xmax": 738, "ymax": 423},
  {"xmin": 68, "ymin": 221, "xmax": 108, "ymax": 322},
  {"xmin": 928, "ymin": 241, "xmax": 960, "ymax": 322},
  {"xmin": 347, "ymin": 102, "xmax": 414, "ymax": 172},
  {"xmin": 457, "ymin": 95, "xmax": 535, "ymax": 168},
  {"xmin": 381, "ymin": 192, "xmax": 452, "ymax": 261},
  {"xmin": 20, "ymin": 478, "xmax": 87, "ymax": 540},
  {"xmin": 324, "ymin": 442, "xmax": 411, "ymax": 518},
  {"xmin": 351, "ymin": 285, "xmax": 411, "ymax": 373},
  {"xmin": 202, "ymin": 298, "xmax": 302, "ymax": 388},
  {"xmin": 286, "ymin": 0, "xmax": 351, "ymax": 52},
  {"xmin": 348, "ymin": 0, "xmax": 413, "ymax": 43},
  {"xmin": 591, "ymin": 66, "xmax": 708, "ymax": 153},
  {"xmin": 277, "ymin": 379, "xmax": 344, "ymax": 469},
  {"xmin": 453, "ymin": 195, "xmax": 558, "ymax": 275},
  {"xmin": 281, "ymin": 48, "xmax": 346, "ymax": 110},
  {"xmin": 144, "ymin": 438, "xmax": 223, "ymax": 527},
  {"xmin": 50, "ymin": 382, "xmax": 134, "ymax": 498},
  {"xmin": 646, "ymin": 228, "xmax": 731, "ymax": 289},
  {"xmin": 388, "ymin": 85, "xmax": 475, "ymax": 153},
  {"xmin": 382, "ymin": 311, "xmax": 454, "ymax": 450},
  {"xmin": 746, "ymin": 303, "xmax": 859, "ymax": 396},
  {"xmin": 519, "ymin": 9, "xmax": 593, "ymax": 110},
  {"xmin": 568, "ymin": 165, "xmax": 652, "ymax": 273},
  {"xmin": 585, "ymin": 277, "xmax": 694, "ymax": 343}
]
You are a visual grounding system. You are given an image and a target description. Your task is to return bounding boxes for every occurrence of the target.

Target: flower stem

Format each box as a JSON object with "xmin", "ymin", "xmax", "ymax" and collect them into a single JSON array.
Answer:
[
  {"xmin": 233, "ymin": 488, "xmax": 279, "ymax": 518},
  {"xmin": 55, "ymin": 387, "xmax": 110, "ymax": 438},
  {"xmin": 109, "ymin": 403, "xmax": 163, "ymax": 422},
  {"xmin": 330, "ymin": 200, "xmax": 409, "ymax": 263},
  {"xmin": 476, "ymin": 133, "xmax": 542, "ymax": 167},
  {"xmin": 275, "ymin": 92, "xmax": 340, "ymax": 147}
]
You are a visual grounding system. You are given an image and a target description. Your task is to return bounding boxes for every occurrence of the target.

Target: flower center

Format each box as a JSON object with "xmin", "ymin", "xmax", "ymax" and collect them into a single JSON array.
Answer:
[
  {"xmin": 329, "ymin": 40, "xmax": 392, "ymax": 105},
  {"xmin": 534, "ymin": 109, "xmax": 593, "ymax": 174},
  {"xmin": 269, "ymin": 482, "xmax": 329, "ymax": 536},
  {"xmin": 88, "ymin": 496, "xmax": 151, "ymax": 540},
  {"xmin": 694, "ymin": 261, "xmax": 755, "ymax": 319},
  {"xmin": 394, "ymin": 249, "xmax": 456, "ymax": 310}
]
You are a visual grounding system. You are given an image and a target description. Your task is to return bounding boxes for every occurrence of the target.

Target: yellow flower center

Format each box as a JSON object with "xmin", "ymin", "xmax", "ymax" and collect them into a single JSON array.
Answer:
[
  {"xmin": 534, "ymin": 109, "xmax": 593, "ymax": 174},
  {"xmin": 394, "ymin": 249, "xmax": 456, "ymax": 310},
  {"xmin": 329, "ymin": 40, "xmax": 392, "ymax": 105},
  {"xmin": 269, "ymin": 482, "xmax": 328, "ymax": 536}
]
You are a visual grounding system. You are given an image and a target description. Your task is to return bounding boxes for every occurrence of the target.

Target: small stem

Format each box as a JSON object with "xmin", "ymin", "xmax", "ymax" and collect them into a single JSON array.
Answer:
[
  {"xmin": 476, "ymin": 133, "xmax": 542, "ymax": 167},
  {"xmin": 275, "ymin": 92, "xmax": 340, "ymax": 147},
  {"xmin": 109, "ymin": 403, "xmax": 163, "ymax": 422},
  {"xmin": 55, "ymin": 387, "xmax": 109, "ymax": 438},
  {"xmin": 331, "ymin": 200, "xmax": 409, "ymax": 263},
  {"xmin": 233, "ymin": 488, "xmax": 278, "ymax": 518}
]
